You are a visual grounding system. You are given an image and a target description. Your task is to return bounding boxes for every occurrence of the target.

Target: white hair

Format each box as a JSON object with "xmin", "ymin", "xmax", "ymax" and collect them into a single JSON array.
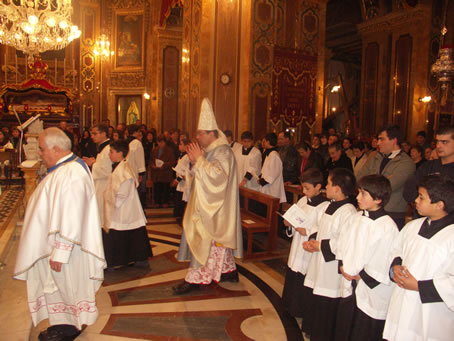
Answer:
[{"xmin": 41, "ymin": 127, "xmax": 72, "ymax": 151}]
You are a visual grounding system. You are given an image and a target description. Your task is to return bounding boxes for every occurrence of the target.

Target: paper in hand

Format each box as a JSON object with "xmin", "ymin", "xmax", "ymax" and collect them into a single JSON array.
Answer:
[
  {"xmin": 281, "ymin": 204, "xmax": 306, "ymax": 227},
  {"xmin": 155, "ymin": 159, "xmax": 164, "ymax": 168}
]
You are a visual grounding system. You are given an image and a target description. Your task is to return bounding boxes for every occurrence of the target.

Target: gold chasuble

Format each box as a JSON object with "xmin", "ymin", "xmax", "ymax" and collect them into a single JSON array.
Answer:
[{"xmin": 182, "ymin": 137, "xmax": 243, "ymax": 266}]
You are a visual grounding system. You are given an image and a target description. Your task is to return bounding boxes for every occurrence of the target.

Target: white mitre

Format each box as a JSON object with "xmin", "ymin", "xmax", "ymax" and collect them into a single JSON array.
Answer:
[{"xmin": 197, "ymin": 97, "xmax": 228, "ymax": 144}]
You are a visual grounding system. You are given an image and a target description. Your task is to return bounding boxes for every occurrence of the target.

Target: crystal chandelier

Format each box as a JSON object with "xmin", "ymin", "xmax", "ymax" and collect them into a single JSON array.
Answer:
[{"xmin": 0, "ymin": 0, "xmax": 81, "ymax": 56}]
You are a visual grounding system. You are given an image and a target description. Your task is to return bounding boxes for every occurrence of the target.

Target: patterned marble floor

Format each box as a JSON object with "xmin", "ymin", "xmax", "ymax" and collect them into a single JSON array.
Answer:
[{"xmin": 0, "ymin": 207, "xmax": 305, "ymax": 341}]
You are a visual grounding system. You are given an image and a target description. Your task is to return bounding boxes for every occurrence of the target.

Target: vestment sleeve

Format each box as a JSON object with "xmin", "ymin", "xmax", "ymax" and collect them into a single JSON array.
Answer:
[
  {"xmin": 50, "ymin": 232, "xmax": 74, "ymax": 264},
  {"xmin": 261, "ymin": 152, "xmax": 282, "ymax": 185},
  {"xmin": 92, "ymin": 149, "xmax": 112, "ymax": 180},
  {"xmin": 247, "ymin": 149, "xmax": 262, "ymax": 177},
  {"xmin": 429, "ymin": 251, "xmax": 454, "ymax": 309}
]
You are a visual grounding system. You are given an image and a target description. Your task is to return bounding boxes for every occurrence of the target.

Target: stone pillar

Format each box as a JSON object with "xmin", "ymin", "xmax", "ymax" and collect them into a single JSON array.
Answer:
[{"xmin": 20, "ymin": 162, "xmax": 41, "ymax": 205}]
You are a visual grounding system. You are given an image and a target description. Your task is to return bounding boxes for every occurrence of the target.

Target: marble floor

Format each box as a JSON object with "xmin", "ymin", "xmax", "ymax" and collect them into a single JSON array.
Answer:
[{"xmin": 0, "ymin": 207, "xmax": 307, "ymax": 341}]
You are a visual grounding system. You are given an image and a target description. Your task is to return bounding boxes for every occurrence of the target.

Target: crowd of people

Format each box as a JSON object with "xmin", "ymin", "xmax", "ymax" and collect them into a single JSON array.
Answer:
[{"xmin": 5, "ymin": 111, "xmax": 454, "ymax": 340}]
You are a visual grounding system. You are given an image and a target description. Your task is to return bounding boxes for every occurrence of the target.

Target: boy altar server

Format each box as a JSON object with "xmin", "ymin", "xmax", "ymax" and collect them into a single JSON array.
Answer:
[
  {"xmin": 234, "ymin": 130, "xmax": 262, "ymax": 191},
  {"xmin": 301, "ymin": 168, "xmax": 357, "ymax": 340},
  {"xmin": 14, "ymin": 128, "xmax": 105, "ymax": 341},
  {"xmin": 384, "ymin": 174, "xmax": 454, "ymax": 341},
  {"xmin": 103, "ymin": 140, "xmax": 152, "ymax": 269},
  {"xmin": 281, "ymin": 169, "xmax": 329, "ymax": 318},
  {"xmin": 340, "ymin": 175, "xmax": 399, "ymax": 341}
]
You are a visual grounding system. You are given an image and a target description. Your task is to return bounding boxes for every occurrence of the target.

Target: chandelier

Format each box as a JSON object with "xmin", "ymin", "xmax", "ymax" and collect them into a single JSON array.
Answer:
[{"xmin": 0, "ymin": 0, "xmax": 81, "ymax": 56}]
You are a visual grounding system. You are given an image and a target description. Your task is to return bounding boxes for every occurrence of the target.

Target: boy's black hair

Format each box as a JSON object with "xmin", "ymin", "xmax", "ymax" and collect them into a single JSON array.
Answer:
[
  {"xmin": 127, "ymin": 124, "xmax": 140, "ymax": 135},
  {"xmin": 416, "ymin": 130, "xmax": 426, "ymax": 138},
  {"xmin": 265, "ymin": 133, "xmax": 278, "ymax": 147},
  {"xmin": 110, "ymin": 139, "xmax": 129, "ymax": 157},
  {"xmin": 410, "ymin": 144, "xmax": 423, "ymax": 155},
  {"xmin": 352, "ymin": 141, "xmax": 365, "ymax": 151},
  {"xmin": 329, "ymin": 168, "xmax": 356, "ymax": 197},
  {"xmin": 418, "ymin": 174, "xmax": 454, "ymax": 213},
  {"xmin": 300, "ymin": 168, "xmax": 324, "ymax": 187},
  {"xmin": 223, "ymin": 130, "xmax": 233, "ymax": 138},
  {"xmin": 357, "ymin": 174, "xmax": 392, "ymax": 207},
  {"xmin": 241, "ymin": 131, "xmax": 254, "ymax": 140}
]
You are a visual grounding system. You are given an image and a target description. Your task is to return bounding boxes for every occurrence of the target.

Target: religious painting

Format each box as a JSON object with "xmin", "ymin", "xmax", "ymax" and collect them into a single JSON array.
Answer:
[
  {"xmin": 117, "ymin": 95, "xmax": 142, "ymax": 125},
  {"xmin": 114, "ymin": 11, "xmax": 144, "ymax": 69}
]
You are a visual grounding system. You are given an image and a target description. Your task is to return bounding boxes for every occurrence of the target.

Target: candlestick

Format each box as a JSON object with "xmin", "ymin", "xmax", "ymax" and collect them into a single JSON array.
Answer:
[
  {"xmin": 72, "ymin": 58, "xmax": 75, "ymax": 89},
  {"xmin": 4, "ymin": 54, "xmax": 7, "ymax": 84},
  {"xmin": 55, "ymin": 58, "xmax": 57, "ymax": 84},
  {"xmin": 63, "ymin": 58, "xmax": 66, "ymax": 87},
  {"xmin": 15, "ymin": 54, "xmax": 18, "ymax": 83}
]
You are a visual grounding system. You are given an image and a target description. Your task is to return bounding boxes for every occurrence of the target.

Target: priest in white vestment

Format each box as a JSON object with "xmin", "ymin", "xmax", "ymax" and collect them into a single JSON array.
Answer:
[
  {"xmin": 14, "ymin": 128, "xmax": 105, "ymax": 341},
  {"xmin": 174, "ymin": 98, "xmax": 243, "ymax": 294},
  {"xmin": 83, "ymin": 124, "xmax": 112, "ymax": 226}
]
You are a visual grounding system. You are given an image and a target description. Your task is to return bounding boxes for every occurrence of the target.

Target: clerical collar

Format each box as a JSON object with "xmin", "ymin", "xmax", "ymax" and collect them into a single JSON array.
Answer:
[
  {"xmin": 112, "ymin": 161, "xmax": 121, "ymax": 171},
  {"xmin": 242, "ymin": 146, "xmax": 253, "ymax": 155},
  {"xmin": 308, "ymin": 193, "xmax": 328, "ymax": 207},
  {"xmin": 419, "ymin": 213, "xmax": 454, "ymax": 239},
  {"xmin": 98, "ymin": 139, "xmax": 110, "ymax": 153},
  {"xmin": 263, "ymin": 147, "xmax": 278, "ymax": 158},
  {"xmin": 325, "ymin": 197, "xmax": 353, "ymax": 215},
  {"xmin": 362, "ymin": 207, "xmax": 386, "ymax": 220}
]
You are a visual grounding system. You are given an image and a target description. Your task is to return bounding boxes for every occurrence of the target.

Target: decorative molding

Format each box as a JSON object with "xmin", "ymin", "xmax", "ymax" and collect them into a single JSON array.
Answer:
[
  {"xmin": 111, "ymin": 72, "xmax": 145, "ymax": 87},
  {"xmin": 110, "ymin": 0, "xmax": 149, "ymax": 9},
  {"xmin": 358, "ymin": 7, "xmax": 430, "ymax": 35}
]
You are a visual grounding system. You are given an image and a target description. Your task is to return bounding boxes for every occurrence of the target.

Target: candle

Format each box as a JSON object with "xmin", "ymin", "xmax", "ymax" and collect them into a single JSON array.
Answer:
[
  {"xmin": 15, "ymin": 53, "xmax": 18, "ymax": 83},
  {"xmin": 72, "ymin": 58, "xmax": 75, "ymax": 89},
  {"xmin": 4, "ymin": 54, "xmax": 7, "ymax": 84},
  {"xmin": 55, "ymin": 58, "xmax": 57, "ymax": 84},
  {"xmin": 63, "ymin": 57, "xmax": 66, "ymax": 87}
]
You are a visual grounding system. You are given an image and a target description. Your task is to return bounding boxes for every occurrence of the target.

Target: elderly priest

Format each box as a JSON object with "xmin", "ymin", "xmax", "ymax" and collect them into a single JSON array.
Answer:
[{"xmin": 14, "ymin": 127, "xmax": 105, "ymax": 341}]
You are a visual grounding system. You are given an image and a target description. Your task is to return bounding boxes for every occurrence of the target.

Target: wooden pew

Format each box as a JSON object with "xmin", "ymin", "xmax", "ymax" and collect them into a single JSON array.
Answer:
[{"xmin": 239, "ymin": 186, "xmax": 281, "ymax": 261}]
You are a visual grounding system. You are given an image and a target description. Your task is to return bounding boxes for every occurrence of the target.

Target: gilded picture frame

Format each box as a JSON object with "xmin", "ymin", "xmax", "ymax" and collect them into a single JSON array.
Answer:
[{"xmin": 114, "ymin": 10, "xmax": 144, "ymax": 70}]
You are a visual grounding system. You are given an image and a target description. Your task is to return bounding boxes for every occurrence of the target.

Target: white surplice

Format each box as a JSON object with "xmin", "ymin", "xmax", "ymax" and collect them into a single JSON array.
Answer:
[
  {"xmin": 127, "ymin": 138, "xmax": 146, "ymax": 179},
  {"xmin": 260, "ymin": 150, "xmax": 286, "ymax": 203},
  {"xmin": 234, "ymin": 146, "xmax": 262, "ymax": 191},
  {"xmin": 304, "ymin": 202, "xmax": 357, "ymax": 297},
  {"xmin": 175, "ymin": 154, "xmax": 191, "ymax": 202},
  {"xmin": 342, "ymin": 211, "xmax": 398, "ymax": 319},
  {"xmin": 383, "ymin": 218, "xmax": 454, "ymax": 341},
  {"xmin": 14, "ymin": 154, "xmax": 105, "ymax": 329},
  {"xmin": 287, "ymin": 196, "xmax": 330, "ymax": 275},
  {"xmin": 92, "ymin": 142, "xmax": 112, "ymax": 226},
  {"xmin": 104, "ymin": 159, "xmax": 146, "ymax": 231}
]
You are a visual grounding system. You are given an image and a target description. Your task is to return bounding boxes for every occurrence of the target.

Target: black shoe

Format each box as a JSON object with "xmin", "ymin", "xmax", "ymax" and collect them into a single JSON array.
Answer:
[
  {"xmin": 38, "ymin": 329, "xmax": 80, "ymax": 341},
  {"xmin": 172, "ymin": 281, "xmax": 200, "ymax": 295},
  {"xmin": 220, "ymin": 270, "xmax": 239, "ymax": 282}
]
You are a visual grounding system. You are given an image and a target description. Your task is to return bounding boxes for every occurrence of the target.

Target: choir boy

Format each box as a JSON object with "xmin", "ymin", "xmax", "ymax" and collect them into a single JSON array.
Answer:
[
  {"xmin": 383, "ymin": 174, "xmax": 454, "ymax": 341},
  {"xmin": 281, "ymin": 169, "xmax": 329, "ymax": 319},
  {"xmin": 340, "ymin": 175, "xmax": 398, "ymax": 341},
  {"xmin": 234, "ymin": 131, "xmax": 262, "ymax": 190},
  {"xmin": 301, "ymin": 168, "xmax": 357, "ymax": 340},
  {"xmin": 173, "ymin": 138, "xmax": 191, "ymax": 221},
  {"xmin": 103, "ymin": 140, "xmax": 152, "ymax": 269}
]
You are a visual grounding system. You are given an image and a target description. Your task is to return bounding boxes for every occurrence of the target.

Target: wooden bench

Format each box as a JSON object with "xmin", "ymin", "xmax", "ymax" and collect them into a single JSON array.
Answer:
[{"xmin": 239, "ymin": 186, "xmax": 281, "ymax": 261}]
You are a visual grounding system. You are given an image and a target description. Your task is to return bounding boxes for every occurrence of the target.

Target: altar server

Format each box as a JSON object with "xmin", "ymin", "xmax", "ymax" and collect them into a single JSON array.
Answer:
[
  {"xmin": 301, "ymin": 168, "xmax": 357, "ymax": 340},
  {"xmin": 384, "ymin": 174, "xmax": 454, "ymax": 341},
  {"xmin": 258, "ymin": 132, "xmax": 286, "ymax": 203},
  {"xmin": 340, "ymin": 175, "xmax": 398, "ymax": 341},
  {"xmin": 14, "ymin": 127, "xmax": 105, "ymax": 341},
  {"xmin": 234, "ymin": 130, "xmax": 262, "ymax": 190},
  {"xmin": 103, "ymin": 140, "xmax": 152, "ymax": 269},
  {"xmin": 281, "ymin": 168, "xmax": 329, "ymax": 318}
]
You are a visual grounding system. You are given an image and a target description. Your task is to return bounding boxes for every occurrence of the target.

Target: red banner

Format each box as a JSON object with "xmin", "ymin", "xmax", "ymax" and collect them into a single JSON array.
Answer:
[{"xmin": 271, "ymin": 47, "xmax": 317, "ymax": 126}]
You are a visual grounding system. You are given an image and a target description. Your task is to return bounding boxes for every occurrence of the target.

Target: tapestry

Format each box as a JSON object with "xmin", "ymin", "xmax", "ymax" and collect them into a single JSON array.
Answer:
[{"xmin": 271, "ymin": 46, "xmax": 317, "ymax": 127}]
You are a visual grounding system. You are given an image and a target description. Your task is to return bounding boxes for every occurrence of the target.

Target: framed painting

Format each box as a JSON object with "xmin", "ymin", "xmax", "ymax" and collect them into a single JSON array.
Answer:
[
  {"xmin": 114, "ymin": 11, "xmax": 144, "ymax": 69},
  {"xmin": 117, "ymin": 95, "xmax": 142, "ymax": 125}
]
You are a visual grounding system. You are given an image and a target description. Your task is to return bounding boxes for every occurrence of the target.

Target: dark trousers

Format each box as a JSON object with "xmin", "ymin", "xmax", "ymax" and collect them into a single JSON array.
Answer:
[{"xmin": 154, "ymin": 182, "xmax": 170, "ymax": 205}]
